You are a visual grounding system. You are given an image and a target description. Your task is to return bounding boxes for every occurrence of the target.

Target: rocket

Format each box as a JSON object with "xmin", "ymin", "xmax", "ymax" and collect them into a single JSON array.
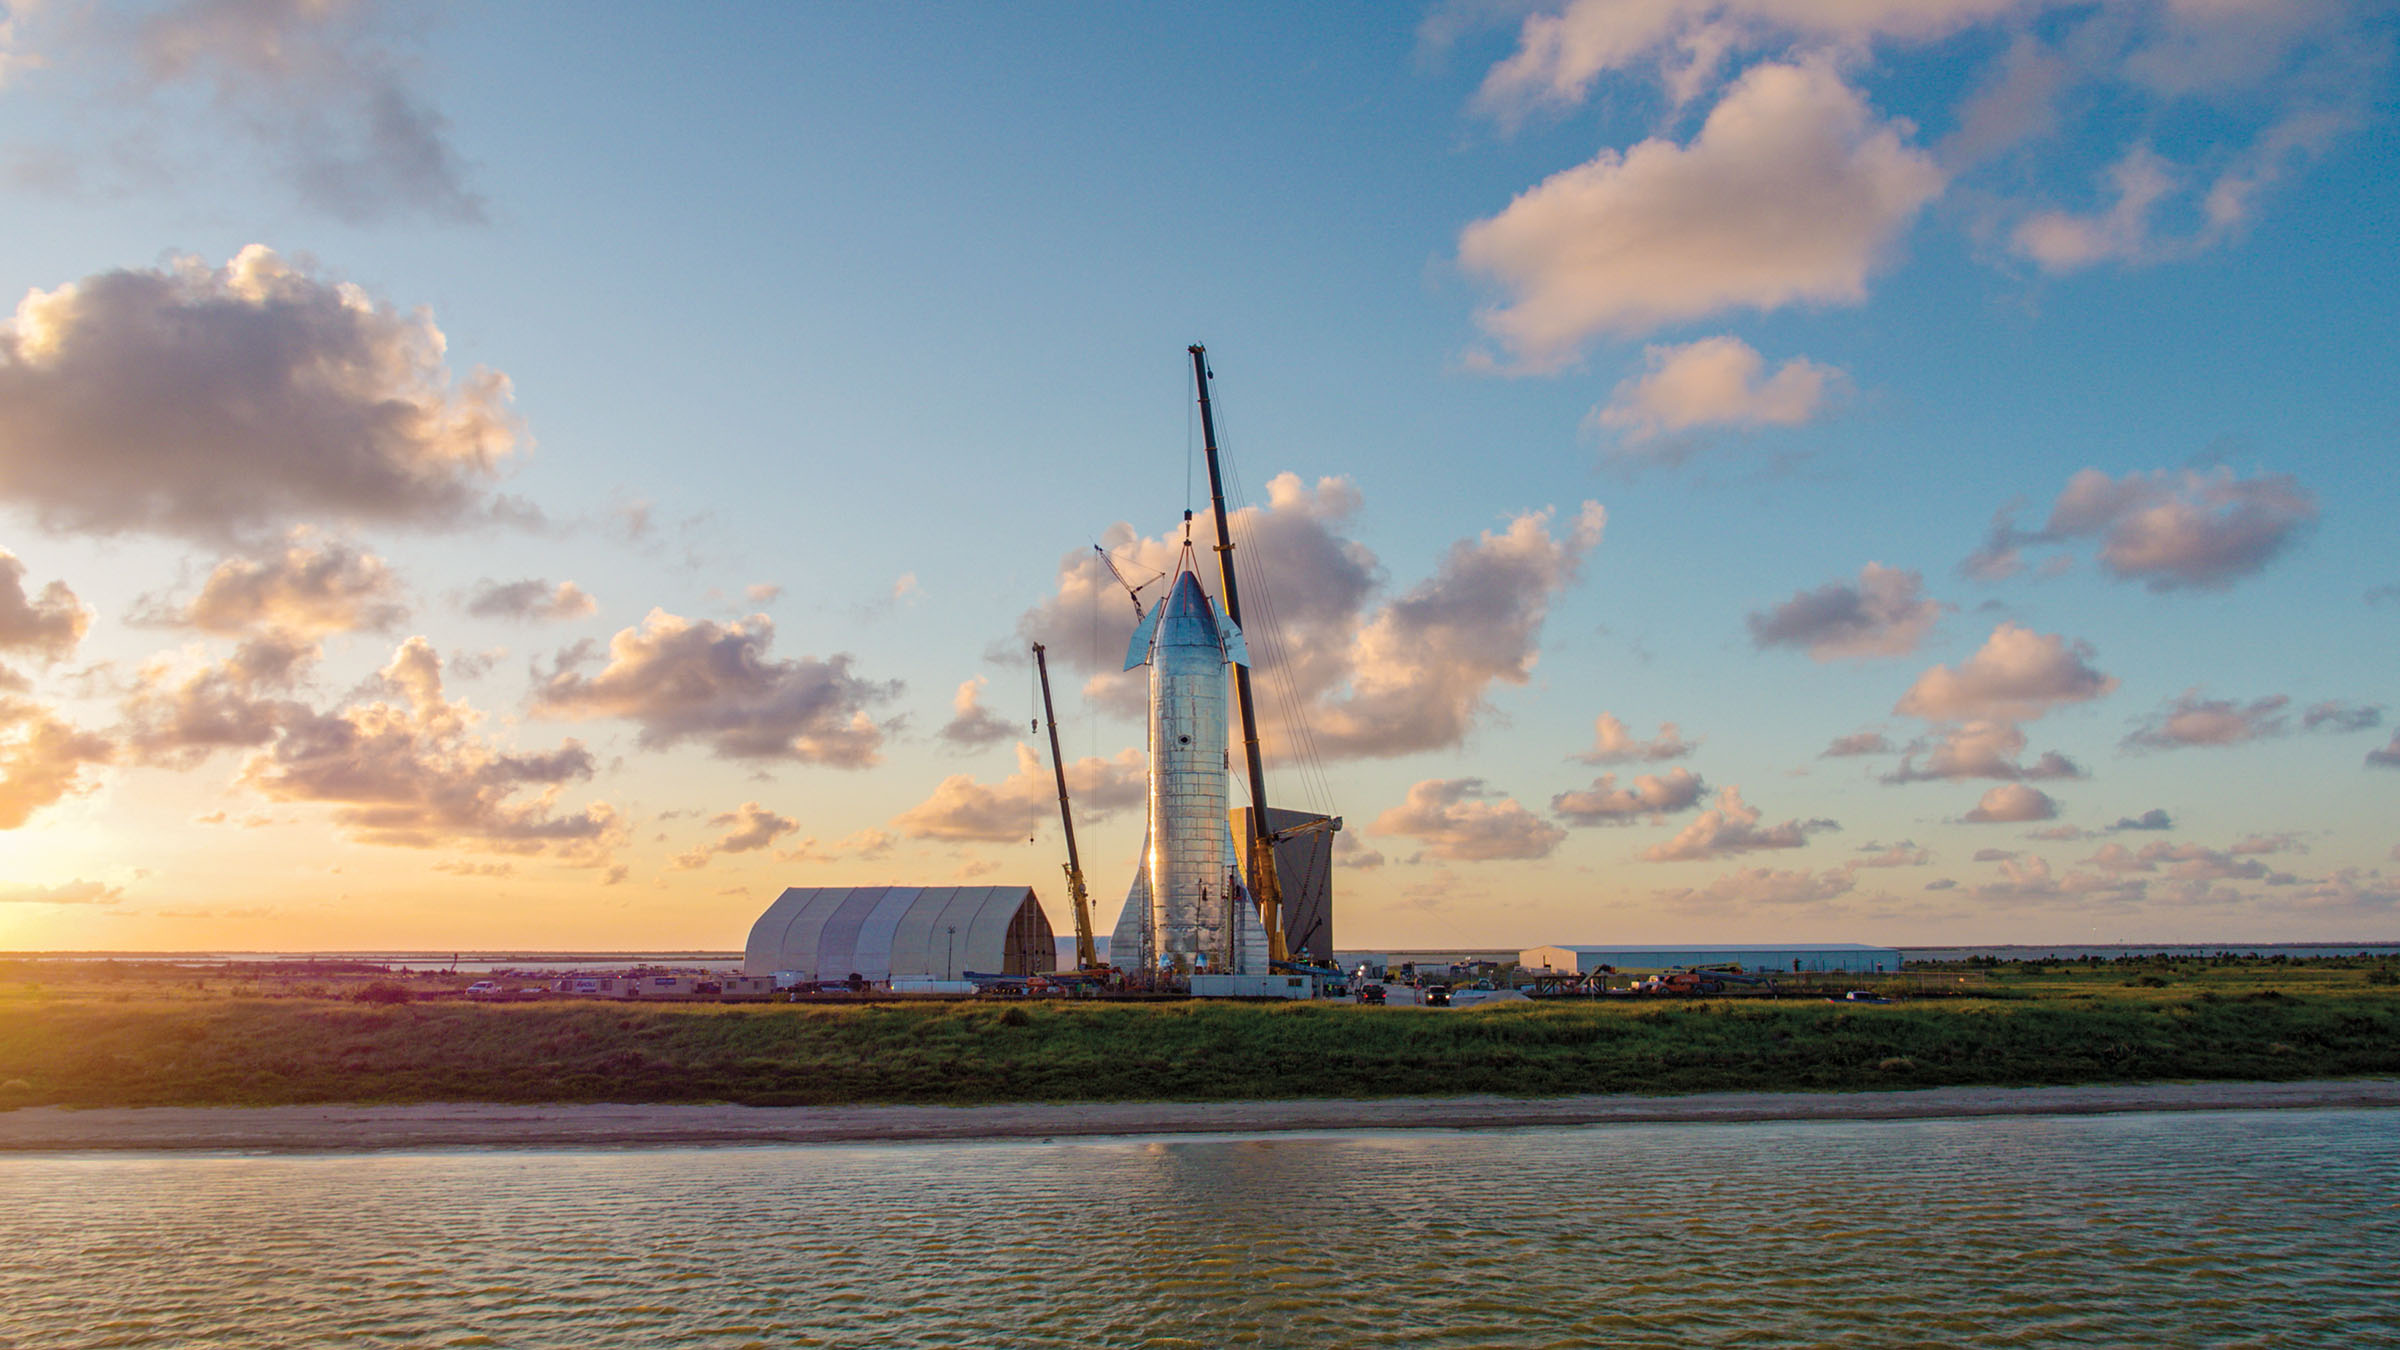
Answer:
[{"xmin": 1107, "ymin": 558, "xmax": 1271, "ymax": 978}]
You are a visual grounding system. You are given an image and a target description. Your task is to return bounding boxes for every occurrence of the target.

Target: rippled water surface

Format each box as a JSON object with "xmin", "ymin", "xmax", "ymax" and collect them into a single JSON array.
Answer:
[{"xmin": 4, "ymin": 1108, "xmax": 2396, "ymax": 1348}]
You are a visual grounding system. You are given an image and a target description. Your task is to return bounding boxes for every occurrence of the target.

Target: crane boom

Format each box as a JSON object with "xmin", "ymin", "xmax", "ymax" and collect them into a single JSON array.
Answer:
[
  {"xmin": 1031, "ymin": 642, "xmax": 1097, "ymax": 971},
  {"xmin": 1190, "ymin": 344, "xmax": 1288, "ymax": 964}
]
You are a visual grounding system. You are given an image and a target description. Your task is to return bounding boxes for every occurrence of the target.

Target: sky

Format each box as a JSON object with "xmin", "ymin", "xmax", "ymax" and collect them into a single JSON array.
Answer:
[{"xmin": 0, "ymin": 0, "xmax": 2395, "ymax": 953}]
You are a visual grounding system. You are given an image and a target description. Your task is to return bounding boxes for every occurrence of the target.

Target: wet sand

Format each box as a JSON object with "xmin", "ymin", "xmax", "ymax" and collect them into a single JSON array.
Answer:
[{"xmin": 3, "ymin": 1079, "xmax": 2395, "ymax": 1152}]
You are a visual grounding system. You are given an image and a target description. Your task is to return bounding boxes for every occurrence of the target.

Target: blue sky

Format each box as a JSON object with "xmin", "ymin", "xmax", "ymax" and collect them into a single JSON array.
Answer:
[{"xmin": 0, "ymin": 0, "xmax": 2394, "ymax": 950}]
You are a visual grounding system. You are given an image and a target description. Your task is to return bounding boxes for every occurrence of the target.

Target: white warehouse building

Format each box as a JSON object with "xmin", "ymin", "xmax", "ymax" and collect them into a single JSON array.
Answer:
[{"xmin": 1521, "ymin": 943, "xmax": 1903, "ymax": 975}]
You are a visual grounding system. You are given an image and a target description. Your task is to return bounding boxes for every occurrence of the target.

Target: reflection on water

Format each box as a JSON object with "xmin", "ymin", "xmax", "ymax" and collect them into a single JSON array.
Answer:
[{"xmin": 3, "ymin": 1109, "xmax": 2395, "ymax": 1348}]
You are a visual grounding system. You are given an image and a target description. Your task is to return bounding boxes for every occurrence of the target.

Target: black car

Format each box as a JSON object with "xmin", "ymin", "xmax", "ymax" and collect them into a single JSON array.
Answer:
[
  {"xmin": 1357, "ymin": 983, "xmax": 1387, "ymax": 1005},
  {"xmin": 1423, "ymin": 984, "xmax": 1452, "ymax": 1007}
]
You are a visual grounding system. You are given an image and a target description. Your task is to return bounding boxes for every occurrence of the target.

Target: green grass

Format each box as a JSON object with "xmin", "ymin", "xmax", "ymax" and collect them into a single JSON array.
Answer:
[{"xmin": 3, "ymin": 966, "xmax": 2397, "ymax": 1108}]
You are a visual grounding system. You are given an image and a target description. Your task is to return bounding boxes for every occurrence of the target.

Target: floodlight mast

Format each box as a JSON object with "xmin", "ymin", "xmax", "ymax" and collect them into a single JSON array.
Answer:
[
  {"xmin": 1031, "ymin": 642, "xmax": 1097, "ymax": 971},
  {"xmin": 1189, "ymin": 343, "xmax": 1288, "ymax": 964}
]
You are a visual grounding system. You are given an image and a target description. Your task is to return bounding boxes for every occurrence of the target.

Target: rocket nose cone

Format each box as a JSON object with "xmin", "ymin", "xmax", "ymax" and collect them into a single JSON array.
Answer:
[{"xmin": 1157, "ymin": 570, "xmax": 1220, "ymax": 649}]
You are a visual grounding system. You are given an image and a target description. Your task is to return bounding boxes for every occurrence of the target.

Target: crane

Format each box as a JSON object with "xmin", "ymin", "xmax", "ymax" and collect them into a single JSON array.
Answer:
[
  {"xmin": 1031, "ymin": 642, "xmax": 1099, "ymax": 972},
  {"xmin": 1094, "ymin": 544, "xmax": 1159, "ymax": 621}
]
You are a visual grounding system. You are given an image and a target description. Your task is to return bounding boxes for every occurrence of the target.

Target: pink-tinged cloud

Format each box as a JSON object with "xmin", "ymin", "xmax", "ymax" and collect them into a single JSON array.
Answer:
[
  {"xmin": 122, "ymin": 633, "xmax": 316, "ymax": 769},
  {"xmin": 241, "ymin": 637, "xmax": 621, "ymax": 861},
  {"xmin": 1591, "ymin": 336, "xmax": 1841, "ymax": 444},
  {"xmin": 1572, "ymin": 712, "xmax": 1696, "ymax": 764},
  {"xmin": 2369, "ymin": 732, "xmax": 2400, "ymax": 769},
  {"xmin": 1966, "ymin": 467, "xmax": 2316, "ymax": 591},
  {"xmin": 1820, "ymin": 729, "xmax": 1893, "ymax": 758},
  {"xmin": 896, "ymin": 743, "xmax": 1144, "ymax": 843},
  {"xmin": 1655, "ymin": 864, "xmax": 1858, "ymax": 911},
  {"xmin": 1459, "ymin": 58, "xmax": 1944, "ymax": 366},
  {"xmin": 2302, "ymin": 701, "xmax": 2381, "ymax": 734},
  {"xmin": 1968, "ymin": 853, "xmax": 2148, "ymax": 907},
  {"xmin": 674, "ymin": 801, "xmax": 801, "ymax": 869},
  {"xmin": 1314, "ymin": 502, "xmax": 1604, "ymax": 757},
  {"xmin": 2122, "ymin": 689, "xmax": 2290, "ymax": 750},
  {"xmin": 0, "ymin": 878, "xmax": 123, "ymax": 905},
  {"xmin": 1640, "ymin": 784, "xmax": 1831, "ymax": 861},
  {"xmin": 2083, "ymin": 839, "xmax": 2298, "ymax": 885},
  {"xmin": 780, "ymin": 828, "xmax": 898, "ymax": 865},
  {"xmin": 0, "ymin": 549, "xmax": 90, "ymax": 662},
  {"xmin": 164, "ymin": 535, "xmax": 409, "ymax": 636},
  {"xmin": 1015, "ymin": 478, "xmax": 1603, "ymax": 762},
  {"xmin": 2110, "ymin": 809, "xmax": 2173, "ymax": 832},
  {"xmin": 0, "ymin": 696, "xmax": 113, "ymax": 829},
  {"xmin": 464, "ymin": 578, "xmax": 597, "ymax": 624},
  {"xmin": 1884, "ymin": 719, "xmax": 2081, "ymax": 784},
  {"xmin": 1750, "ymin": 563, "xmax": 1942, "ymax": 661},
  {"xmin": 1373, "ymin": 778, "xmax": 1567, "ymax": 862},
  {"xmin": 1465, "ymin": 0, "xmax": 2035, "ymax": 123},
  {"xmin": 1961, "ymin": 783, "xmax": 2057, "ymax": 823},
  {"xmin": 1552, "ymin": 766, "xmax": 1705, "ymax": 826},
  {"xmin": 533, "ymin": 610, "xmax": 897, "ymax": 766},
  {"xmin": 938, "ymin": 676, "xmax": 1016, "ymax": 749},
  {"xmin": 1895, "ymin": 622, "xmax": 2114, "ymax": 722},
  {"xmin": 0, "ymin": 248, "xmax": 521, "ymax": 541}
]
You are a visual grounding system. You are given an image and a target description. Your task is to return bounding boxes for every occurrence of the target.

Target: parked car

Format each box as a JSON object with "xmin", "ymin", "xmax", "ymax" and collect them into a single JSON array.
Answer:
[
  {"xmin": 1356, "ymin": 983, "xmax": 1386, "ymax": 1005},
  {"xmin": 1424, "ymin": 984, "xmax": 1452, "ymax": 1007},
  {"xmin": 463, "ymin": 980, "xmax": 502, "ymax": 998}
]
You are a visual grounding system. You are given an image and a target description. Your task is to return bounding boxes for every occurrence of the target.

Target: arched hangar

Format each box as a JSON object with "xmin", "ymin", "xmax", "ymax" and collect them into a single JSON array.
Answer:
[{"xmin": 744, "ymin": 885, "xmax": 1056, "ymax": 982}]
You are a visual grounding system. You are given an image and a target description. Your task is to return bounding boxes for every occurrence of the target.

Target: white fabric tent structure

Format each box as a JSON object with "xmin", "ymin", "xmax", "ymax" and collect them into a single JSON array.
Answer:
[{"xmin": 743, "ymin": 885, "xmax": 1056, "ymax": 981}]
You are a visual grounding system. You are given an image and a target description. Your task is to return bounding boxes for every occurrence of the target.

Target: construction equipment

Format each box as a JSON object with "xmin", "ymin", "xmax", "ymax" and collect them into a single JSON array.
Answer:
[
  {"xmin": 1031, "ymin": 642, "xmax": 1099, "ymax": 973},
  {"xmin": 1190, "ymin": 343, "xmax": 1288, "ymax": 964}
]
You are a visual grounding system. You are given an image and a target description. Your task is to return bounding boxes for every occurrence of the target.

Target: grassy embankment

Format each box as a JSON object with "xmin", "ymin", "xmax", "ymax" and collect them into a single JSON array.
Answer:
[{"xmin": 1, "ymin": 957, "xmax": 2395, "ymax": 1109}]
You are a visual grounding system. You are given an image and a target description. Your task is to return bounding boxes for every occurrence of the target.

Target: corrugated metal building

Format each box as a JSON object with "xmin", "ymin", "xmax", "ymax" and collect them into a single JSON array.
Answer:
[
  {"xmin": 1521, "ymin": 943, "xmax": 1903, "ymax": 975},
  {"xmin": 744, "ymin": 886, "xmax": 1056, "ymax": 982}
]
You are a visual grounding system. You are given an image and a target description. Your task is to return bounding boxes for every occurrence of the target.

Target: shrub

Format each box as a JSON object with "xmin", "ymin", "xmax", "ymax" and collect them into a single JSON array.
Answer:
[{"xmin": 352, "ymin": 981, "xmax": 412, "ymax": 1005}]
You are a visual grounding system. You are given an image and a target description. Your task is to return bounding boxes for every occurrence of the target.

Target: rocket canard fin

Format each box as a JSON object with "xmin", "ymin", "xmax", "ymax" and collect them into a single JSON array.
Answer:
[{"xmin": 1124, "ymin": 602, "xmax": 1164, "ymax": 671}]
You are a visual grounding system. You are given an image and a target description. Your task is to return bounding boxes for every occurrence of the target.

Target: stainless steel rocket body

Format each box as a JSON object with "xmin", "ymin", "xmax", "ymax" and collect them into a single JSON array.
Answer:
[{"xmin": 1109, "ymin": 567, "xmax": 1266, "ymax": 978}]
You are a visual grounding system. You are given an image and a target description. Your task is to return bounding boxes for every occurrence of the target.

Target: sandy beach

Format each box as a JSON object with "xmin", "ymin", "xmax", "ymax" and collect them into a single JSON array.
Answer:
[{"xmin": 3, "ymin": 1078, "xmax": 2394, "ymax": 1153}]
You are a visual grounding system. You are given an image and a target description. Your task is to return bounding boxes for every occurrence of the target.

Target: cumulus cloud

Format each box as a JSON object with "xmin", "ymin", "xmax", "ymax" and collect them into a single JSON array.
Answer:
[
  {"xmin": 1962, "ymin": 783, "xmax": 2057, "ymax": 823},
  {"xmin": 1459, "ymin": 57, "xmax": 1944, "ymax": 366},
  {"xmin": 9, "ymin": 0, "xmax": 481, "ymax": 222},
  {"xmin": 1552, "ymin": 766, "xmax": 1705, "ymax": 826},
  {"xmin": 1313, "ymin": 501, "xmax": 1605, "ymax": 757},
  {"xmin": 2302, "ymin": 701, "xmax": 2381, "ymax": 734},
  {"xmin": 241, "ymin": 636, "xmax": 620, "ymax": 859},
  {"xmin": 0, "ymin": 548, "xmax": 89, "ymax": 661},
  {"xmin": 158, "ymin": 534, "xmax": 408, "ymax": 636},
  {"xmin": 2110, "ymin": 809, "xmax": 2173, "ymax": 832},
  {"xmin": 1749, "ymin": 563, "xmax": 1942, "ymax": 661},
  {"xmin": 464, "ymin": 578, "xmax": 596, "ymax": 624},
  {"xmin": 121, "ymin": 632, "xmax": 315, "ymax": 768},
  {"xmin": 1895, "ymin": 622, "xmax": 2114, "ymax": 722},
  {"xmin": 0, "ymin": 695, "xmax": 113, "ymax": 828},
  {"xmin": 2122, "ymin": 689, "xmax": 2290, "ymax": 751},
  {"xmin": 0, "ymin": 247, "xmax": 521, "ymax": 541},
  {"xmin": 1883, "ymin": 720, "xmax": 2081, "ymax": 784},
  {"xmin": 0, "ymin": 877, "xmax": 123, "ymax": 904},
  {"xmin": 1965, "ymin": 467, "xmax": 2316, "ymax": 591},
  {"xmin": 1590, "ymin": 336, "xmax": 1841, "ymax": 444},
  {"xmin": 2012, "ymin": 143, "xmax": 2181, "ymax": 269},
  {"xmin": 1012, "ymin": 478, "xmax": 1602, "ymax": 762},
  {"xmin": 1656, "ymin": 864, "xmax": 1858, "ymax": 911},
  {"xmin": 1820, "ymin": 729, "xmax": 1893, "ymax": 758},
  {"xmin": 939, "ymin": 676, "xmax": 1017, "ymax": 749},
  {"xmin": 1372, "ymin": 778, "xmax": 1566, "ymax": 862},
  {"xmin": 1572, "ymin": 712, "xmax": 1695, "ymax": 764},
  {"xmin": 2368, "ymin": 732, "xmax": 2400, "ymax": 770},
  {"xmin": 895, "ymin": 743, "xmax": 1145, "ymax": 843},
  {"xmin": 1967, "ymin": 852, "xmax": 2148, "ymax": 908},
  {"xmin": 1640, "ymin": 785, "xmax": 1831, "ymax": 862},
  {"xmin": 779, "ymin": 827, "xmax": 898, "ymax": 865},
  {"xmin": 673, "ymin": 801, "xmax": 800, "ymax": 869},
  {"xmin": 533, "ymin": 610, "xmax": 897, "ymax": 766}
]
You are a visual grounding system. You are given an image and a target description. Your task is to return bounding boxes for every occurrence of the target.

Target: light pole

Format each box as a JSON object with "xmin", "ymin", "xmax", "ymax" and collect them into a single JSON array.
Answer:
[{"xmin": 946, "ymin": 926, "xmax": 956, "ymax": 980}]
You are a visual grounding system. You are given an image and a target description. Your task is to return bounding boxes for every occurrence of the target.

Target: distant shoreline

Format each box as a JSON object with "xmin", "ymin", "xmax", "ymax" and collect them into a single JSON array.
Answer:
[{"xmin": 5, "ymin": 1079, "xmax": 2395, "ymax": 1154}]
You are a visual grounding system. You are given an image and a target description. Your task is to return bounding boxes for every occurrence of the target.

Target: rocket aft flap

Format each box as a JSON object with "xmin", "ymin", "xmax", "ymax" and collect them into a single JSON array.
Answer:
[{"xmin": 1108, "ymin": 564, "xmax": 1270, "ymax": 978}]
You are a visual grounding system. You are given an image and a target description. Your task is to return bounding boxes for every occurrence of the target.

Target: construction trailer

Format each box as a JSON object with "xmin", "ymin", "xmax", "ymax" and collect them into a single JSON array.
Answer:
[
  {"xmin": 1520, "ymin": 943, "xmax": 1903, "ymax": 975},
  {"xmin": 1190, "ymin": 972, "xmax": 1317, "ymax": 1000}
]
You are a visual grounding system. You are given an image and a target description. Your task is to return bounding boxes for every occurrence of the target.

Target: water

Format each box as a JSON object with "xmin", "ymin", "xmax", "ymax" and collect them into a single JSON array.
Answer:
[{"xmin": 4, "ymin": 1109, "xmax": 2395, "ymax": 1348}]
